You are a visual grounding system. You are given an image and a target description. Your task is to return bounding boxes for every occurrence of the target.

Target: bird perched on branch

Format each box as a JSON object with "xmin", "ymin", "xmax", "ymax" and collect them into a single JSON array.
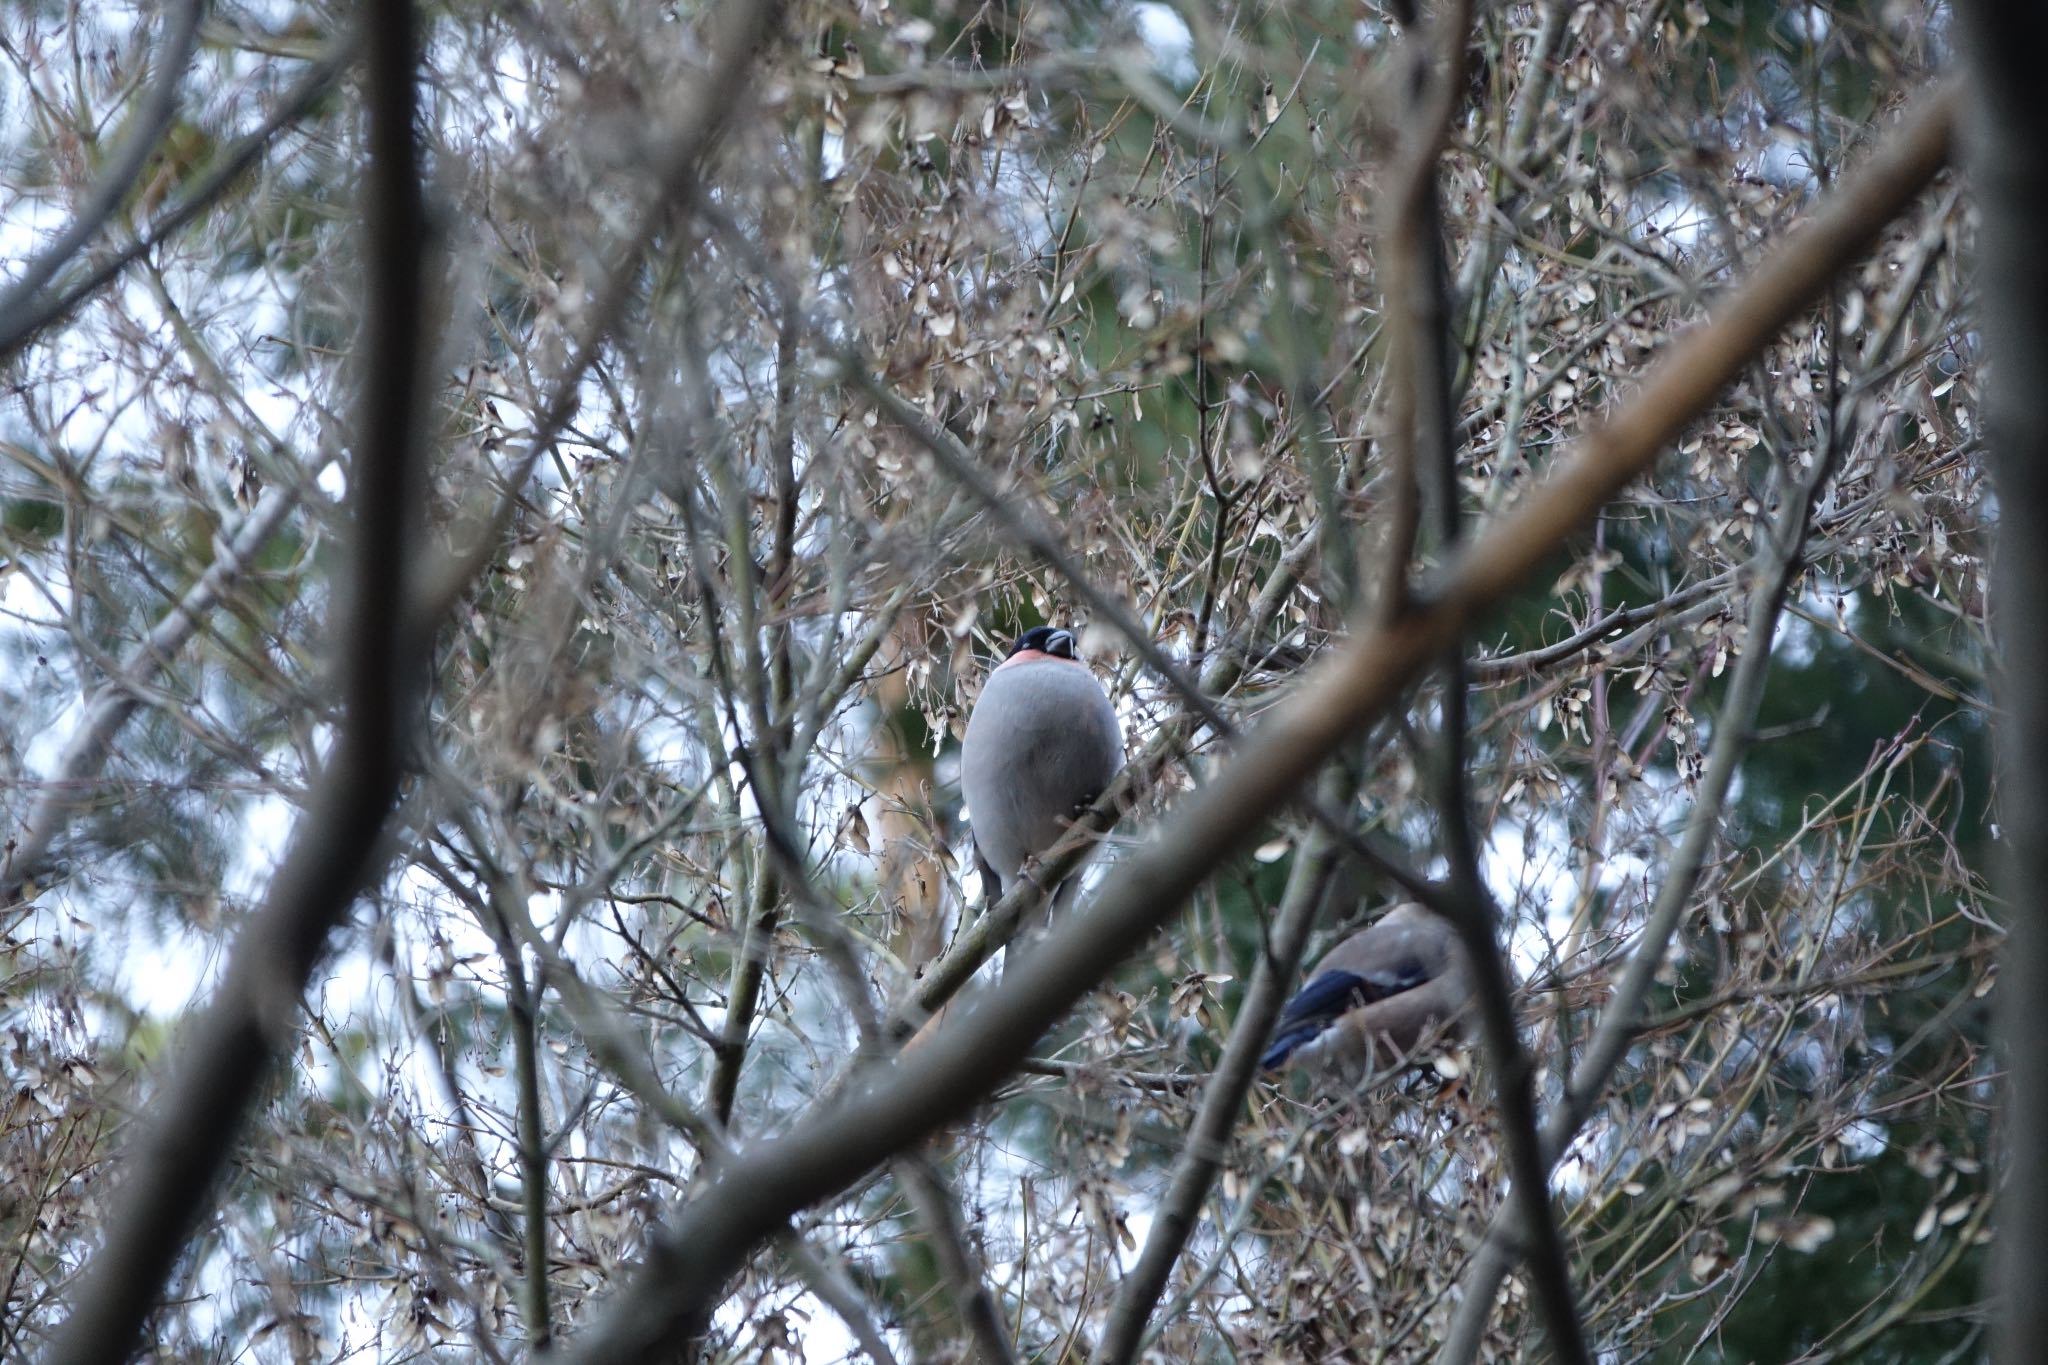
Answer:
[
  {"xmin": 1261, "ymin": 903, "xmax": 1474, "ymax": 1074},
  {"xmin": 959, "ymin": 625, "xmax": 1123, "ymax": 926}
]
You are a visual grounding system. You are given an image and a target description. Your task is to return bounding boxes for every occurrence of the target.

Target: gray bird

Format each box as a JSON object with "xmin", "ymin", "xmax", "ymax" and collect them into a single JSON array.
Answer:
[
  {"xmin": 1261, "ymin": 903, "xmax": 1474, "ymax": 1073},
  {"xmin": 959, "ymin": 626, "xmax": 1123, "ymax": 917}
]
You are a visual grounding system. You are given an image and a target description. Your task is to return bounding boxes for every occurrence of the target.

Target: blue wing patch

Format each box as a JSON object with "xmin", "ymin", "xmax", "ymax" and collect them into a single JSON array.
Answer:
[{"xmin": 1261, "ymin": 969, "xmax": 1372, "ymax": 1070}]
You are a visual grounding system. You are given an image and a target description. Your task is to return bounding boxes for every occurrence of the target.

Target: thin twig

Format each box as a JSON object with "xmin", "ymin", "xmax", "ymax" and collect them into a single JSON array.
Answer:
[
  {"xmin": 895, "ymin": 1152, "xmax": 1022, "ymax": 1365},
  {"xmin": 0, "ymin": 0, "xmax": 203, "ymax": 336},
  {"xmin": 0, "ymin": 33, "xmax": 358, "ymax": 365},
  {"xmin": 776, "ymin": 1234, "xmax": 904, "ymax": 1365},
  {"xmin": 1088, "ymin": 775, "xmax": 1351, "ymax": 1365},
  {"xmin": 2, "ymin": 476, "xmax": 312, "ymax": 904}
]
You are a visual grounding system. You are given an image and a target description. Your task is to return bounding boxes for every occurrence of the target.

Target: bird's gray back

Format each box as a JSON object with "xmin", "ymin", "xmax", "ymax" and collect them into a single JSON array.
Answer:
[{"xmin": 1321, "ymin": 903, "xmax": 1463, "ymax": 983}]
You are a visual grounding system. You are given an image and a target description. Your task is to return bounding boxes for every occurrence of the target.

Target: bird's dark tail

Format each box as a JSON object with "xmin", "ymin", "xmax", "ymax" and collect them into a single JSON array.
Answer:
[{"xmin": 1261, "ymin": 1025, "xmax": 1325, "ymax": 1070}]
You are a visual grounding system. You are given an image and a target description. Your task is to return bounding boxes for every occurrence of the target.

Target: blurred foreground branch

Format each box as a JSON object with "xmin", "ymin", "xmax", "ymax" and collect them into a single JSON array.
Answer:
[
  {"xmin": 1956, "ymin": 7, "xmax": 2048, "ymax": 1363},
  {"xmin": 46, "ymin": 4, "xmax": 430, "ymax": 1359}
]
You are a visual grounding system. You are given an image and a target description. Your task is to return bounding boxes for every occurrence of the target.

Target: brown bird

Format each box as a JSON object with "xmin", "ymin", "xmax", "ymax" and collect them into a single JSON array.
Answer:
[{"xmin": 1262, "ymin": 903, "xmax": 1474, "ymax": 1073}]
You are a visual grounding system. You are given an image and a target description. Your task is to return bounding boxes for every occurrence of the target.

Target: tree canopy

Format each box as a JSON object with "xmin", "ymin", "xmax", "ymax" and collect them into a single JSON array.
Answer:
[{"xmin": 0, "ymin": 2, "xmax": 2006, "ymax": 1362}]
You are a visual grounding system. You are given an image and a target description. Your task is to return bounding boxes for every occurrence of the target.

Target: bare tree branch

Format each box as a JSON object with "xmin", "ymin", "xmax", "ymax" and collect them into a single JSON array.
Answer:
[
  {"xmin": 1087, "ymin": 775, "xmax": 1350, "ymax": 1365},
  {"xmin": 1387, "ymin": 0, "xmax": 1589, "ymax": 1355},
  {"xmin": 895, "ymin": 1152, "xmax": 1022, "ymax": 1365},
  {"xmin": 775, "ymin": 1235, "xmax": 903, "ymax": 1365}
]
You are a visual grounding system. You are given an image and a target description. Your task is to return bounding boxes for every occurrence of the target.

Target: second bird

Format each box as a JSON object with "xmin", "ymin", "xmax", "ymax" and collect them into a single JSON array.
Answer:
[
  {"xmin": 960, "ymin": 626, "xmax": 1123, "ymax": 925},
  {"xmin": 1261, "ymin": 903, "xmax": 1475, "ymax": 1074}
]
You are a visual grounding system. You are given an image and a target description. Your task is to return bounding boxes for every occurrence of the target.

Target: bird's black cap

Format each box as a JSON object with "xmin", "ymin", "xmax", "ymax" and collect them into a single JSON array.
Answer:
[{"xmin": 1009, "ymin": 626, "xmax": 1078, "ymax": 659}]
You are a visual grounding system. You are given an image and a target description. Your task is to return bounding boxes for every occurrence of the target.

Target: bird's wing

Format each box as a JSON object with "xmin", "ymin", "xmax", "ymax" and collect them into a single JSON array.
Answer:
[
  {"xmin": 1296, "ymin": 975, "xmax": 1472, "ymax": 1068},
  {"xmin": 1272, "ymin": 969, "xmax": 1373, "ymax": 1032},
  {"xmin": 1261, "ymin": 952, "xmax": 1439, "ymax": 1071},
  {"xmin": 1262, "ymin": 969, "xmax": 1378, "ymax": 1069}
]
